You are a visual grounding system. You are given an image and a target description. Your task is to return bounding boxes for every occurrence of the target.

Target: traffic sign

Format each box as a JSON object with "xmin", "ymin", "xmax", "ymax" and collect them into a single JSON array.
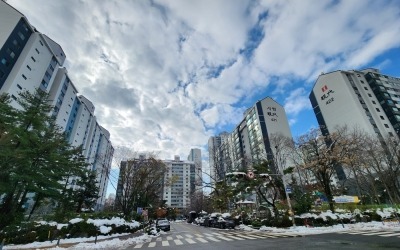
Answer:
[{"xmin": 285, "ymin": 187, "xmax": 292, "ymax": 194}]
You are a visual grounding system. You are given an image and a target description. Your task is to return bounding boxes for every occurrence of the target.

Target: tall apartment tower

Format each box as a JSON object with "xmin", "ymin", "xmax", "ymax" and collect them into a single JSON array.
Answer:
[
  {"xmin": 310, "ymin": 69, "xmax": 399, "ymax": 139},
  {"xmin": 208, "ymin": 132, "xmax": 230, "ymax": 186},
  {"xmin": 0, "ymin": 1, "xmax": 114, "ymax": 210},
  {"xmin": 187, "ymin": 148, "xmax": 203, "ymax": 194},
  {"xmin": 208, "ymin": 97, "xmax": 294, "ymax": 180},
  {"xmin": 162, "ymin": 156, "xmax": 196, "ymax": 213}
]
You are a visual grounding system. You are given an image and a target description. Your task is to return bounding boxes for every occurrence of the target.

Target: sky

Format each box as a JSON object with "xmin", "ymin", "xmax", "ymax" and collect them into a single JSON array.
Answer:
[{"xmin": 7, "ymin": 0, "xmax": 400, "ymax": 195}]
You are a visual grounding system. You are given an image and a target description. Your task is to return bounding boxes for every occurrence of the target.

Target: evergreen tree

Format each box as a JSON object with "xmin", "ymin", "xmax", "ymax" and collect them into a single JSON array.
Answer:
[
  {"xmin": 0, "ymin": 90, "xmax": 87, "ymax": 228},
  {"xmin": 74, "ymin": 170, "xmax": 100, "ymax": 213}
]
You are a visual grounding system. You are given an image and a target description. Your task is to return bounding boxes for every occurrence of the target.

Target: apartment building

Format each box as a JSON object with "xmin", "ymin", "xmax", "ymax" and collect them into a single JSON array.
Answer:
[
  {"xmin": 309, "ymin": 68, "xmax": 399, "ymax": 139},
  {"xmin": 0, "ymin": 1, "xmax": 113, "ymax": 210}
]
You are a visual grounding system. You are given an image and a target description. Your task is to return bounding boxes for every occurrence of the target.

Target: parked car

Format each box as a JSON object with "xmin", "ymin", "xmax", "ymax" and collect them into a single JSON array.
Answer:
[
  {"xmin": 205, "ymin": 214, "xmax": 220, "ymax": 227},
  {"xmin": 156, "ymin": 219, "xmax": 170, "ymax": 231},
  {"xmin": 197, "ymin": 216, "xmax": 207, "ymax": 226},
  {"xmin": 217, "ymin": 215, "xmax": 236, "ymax": 229}
]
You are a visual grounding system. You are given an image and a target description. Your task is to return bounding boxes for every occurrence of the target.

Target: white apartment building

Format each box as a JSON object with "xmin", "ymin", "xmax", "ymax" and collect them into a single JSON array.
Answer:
[
  {"xmin": 209, "ymin": 97, "xmax": 294, "ymax": 181},
  {"xmin": 163, "ymin": 156, "xmax": 196, "ymax": 212},
  {"xmin": 0, "ymin": 1, "xmax": 113, "ymax": 210},
  {"xmin": 309, "ymin": 68, "xmax": 400, "ymax": 183}
]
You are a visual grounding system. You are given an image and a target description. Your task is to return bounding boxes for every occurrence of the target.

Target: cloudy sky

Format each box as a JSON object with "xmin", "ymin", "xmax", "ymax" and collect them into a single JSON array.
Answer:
[{"xmin": 8, "ymin": 0, "xmax": 400, "ymax": 193}]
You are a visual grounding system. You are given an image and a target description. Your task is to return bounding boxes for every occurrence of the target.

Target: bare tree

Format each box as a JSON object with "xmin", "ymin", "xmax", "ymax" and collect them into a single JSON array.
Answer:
[{"xmin": 115, "ymin": 156, "xmax": 166, "ymax": 218}]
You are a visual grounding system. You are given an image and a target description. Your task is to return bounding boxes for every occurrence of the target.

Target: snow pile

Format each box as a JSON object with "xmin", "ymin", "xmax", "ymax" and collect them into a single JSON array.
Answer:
[
  {"xmin": 87, "ymin": 217, "xmax": 140, "ymax": 229},
  {"xmin": 69, "ymin": 218, "xmax": 84, "ymax": 224}
]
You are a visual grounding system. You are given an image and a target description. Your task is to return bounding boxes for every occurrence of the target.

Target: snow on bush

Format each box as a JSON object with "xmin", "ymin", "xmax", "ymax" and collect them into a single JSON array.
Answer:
[
  {"xmin": 69, "ymin": 218, "xmax": 84, "ymax": 224},
  {"xmin": 86, "ymin": 217, "xmax": 140, "ymax": 229},
  {"xmin": 99, "ymin": 226, "xmax": 112, "ymax": 234}
]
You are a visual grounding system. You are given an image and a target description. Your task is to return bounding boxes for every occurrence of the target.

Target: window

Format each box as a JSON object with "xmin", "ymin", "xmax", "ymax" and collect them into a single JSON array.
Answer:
[
  {"xmin": 372, "ymin": 101, "xmax": 376, "ymax": 104},
  {"xmin": 31, "ymin": 56, "xmax": 36, "ymax": 62},
  {"xmin": 17, "ymin": 84, "xmax": 22, "ymax": 90},
  {"xmin": 39, "ymin": 40, "xmax": 43, "ymax": 46},
  {"xmin": 45, "ymin": 72, "xmax": 51, "ymax": 78},
  {"xmin": 364, "ymin": 87, "xmax": 368, "ymax": 90},
  {"xmin": 35, "ymin": 48, "xmax": 39, "ymax": 54},
  {"xmin": 17, "ymin": 31, "xmax": 25, "ymax": 40},
  {"xmin": 6, "ymin": 48, "xmax": 15, "ymax": 59},
  {"xmin": 389, "ymin": 132, "xmax": 394, "ymax": 137},
  {"xmin": 361, "ymin": 80, "xmax": 365, "ymax": 83},
  {"xmin": 22, "ymin": 74, "xmax": 27, "ymax": 80},
  {"xmin": 368, "ymin": 94, "xmax": 372, "ymax": 97},
  {"xmin": 13, "ymin": 39, "xmax": 20, "ymax": 49},
  {"xmin": 376, "ymin": 108, "xmax": 380, "ymax": 112},
  {"xmin": 11, "ymin": 95, "xmax": 17, "ymax": 100},
  {"xmin": 26, "ymin": 65, "xmax": 31, "ymax": 71},
  {"xmin": 1, "ymin": 58, "xmax": 9, "ymax": 67},
  {"xmin": 380, "ymin": 116, "xmax": 385, "ymax": 120},
  {"xmin": 50, "ymin": 65, "xmax": 54, "ymax": 71},
  {"xmin": 384, "ymin": 124, "xmax": 389, "ymax": 128}
]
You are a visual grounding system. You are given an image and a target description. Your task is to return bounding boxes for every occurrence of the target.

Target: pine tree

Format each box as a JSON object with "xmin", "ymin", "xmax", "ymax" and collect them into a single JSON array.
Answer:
[{"xmin": 0, "ymin": 89, "xmax": 88, "ymax": 228}]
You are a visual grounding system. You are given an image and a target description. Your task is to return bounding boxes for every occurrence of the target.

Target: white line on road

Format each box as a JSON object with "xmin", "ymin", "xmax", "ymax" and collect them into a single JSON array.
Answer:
[
  {"xmin": 185, "ymin": 238, "xmax": 196, "ymax": 244},
  {"xmin": 148, "ymin": 242, "xmax": 156, "ymax": 248},
  {"xmin": 161, "ymin": 241, "xmax": 169, "ymax": 246},
  {"xmin": 196, "ymin": 237, "xmax": 208, "ymax": 243},
  {"xmin": 379, "ymin": 232, "xmax": 400, "ymax": 237},
  {"xmin": 174, "ymin": 239, "xmax": 184, "ymax": 245},
  {"xmin": 133, "ymin": 244, "xmax": 143, "ymax": 248},
  {"xmin": 206, "ymin": 236, "xmax": 221, "ymax": 242}
]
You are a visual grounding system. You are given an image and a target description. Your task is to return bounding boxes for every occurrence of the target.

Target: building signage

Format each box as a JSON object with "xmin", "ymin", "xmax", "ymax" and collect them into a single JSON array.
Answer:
[
  {"xmin": 266, "ymin": 107, "xmax": 278, "ymax": 122},
  {"xmin": 320, "ymin": 85, "xmax": 335, "ymax": 105},
  {"xmin": 333, "ymin": 195, "xmax": 360, "ymax": 203}
]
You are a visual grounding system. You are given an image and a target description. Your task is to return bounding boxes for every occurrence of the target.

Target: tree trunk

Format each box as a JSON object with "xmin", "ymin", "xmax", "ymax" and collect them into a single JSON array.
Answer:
[{"xmin": 28, "ymin": 193, "xmax": 42, "ymax": 220}]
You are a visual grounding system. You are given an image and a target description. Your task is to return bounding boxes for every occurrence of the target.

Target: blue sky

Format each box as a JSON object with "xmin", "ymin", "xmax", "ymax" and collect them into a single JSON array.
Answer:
[{"xmin": 8, "ymin": 0, "xmax": 400, "ymax": 195}]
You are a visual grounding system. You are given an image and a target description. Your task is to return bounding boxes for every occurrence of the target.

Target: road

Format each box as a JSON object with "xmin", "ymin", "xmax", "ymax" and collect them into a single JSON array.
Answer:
[{"xmin": 123, "ymin": 222, "xmax": 400, "ymax": 250}]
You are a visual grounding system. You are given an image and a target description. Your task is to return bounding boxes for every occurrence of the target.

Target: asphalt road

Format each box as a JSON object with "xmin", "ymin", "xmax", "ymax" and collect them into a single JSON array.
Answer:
[{"xmin": 123, "ymin": 222, "xmax": 400, "ymax": 250}]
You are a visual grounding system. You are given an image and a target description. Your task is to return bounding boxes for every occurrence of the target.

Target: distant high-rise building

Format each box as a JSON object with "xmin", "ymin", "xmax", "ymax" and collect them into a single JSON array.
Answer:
[
  {"xmin": 162, "ymin": 155, "xmax": 196, "ymax": 213},
  {"xmin": 208, "ymin": 132, "xmax": 229, "ymax": 187},
  {"xmin": 310, "ymin": 68, "xmax": 399, "ymax": 139},
  {"xmin": 208, "ymin": 97, "xmax": 294, "ymax": 184},
  {"xmin": 187, "ymin": 148, "xmax": 202, "ymax": 194},
  {"xmin": 0, "ymin": 1, "xmax": 113, "ymax": 210}
]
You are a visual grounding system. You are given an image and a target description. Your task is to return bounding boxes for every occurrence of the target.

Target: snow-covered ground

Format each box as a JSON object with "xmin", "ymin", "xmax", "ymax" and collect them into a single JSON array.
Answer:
[{"xmin": 2, "ymin": 211, "xmax": 399, "ymax": 250}]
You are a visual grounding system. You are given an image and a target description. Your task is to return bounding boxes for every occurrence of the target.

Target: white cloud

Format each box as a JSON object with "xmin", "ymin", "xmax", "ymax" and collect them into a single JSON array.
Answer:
[
  {"xmin": 284, "ymin": 88, "xmax": 312, "ymax": 116},
  {"xmin": 7, "ymin": 0, "xmax": 400, "ymax": 166}
]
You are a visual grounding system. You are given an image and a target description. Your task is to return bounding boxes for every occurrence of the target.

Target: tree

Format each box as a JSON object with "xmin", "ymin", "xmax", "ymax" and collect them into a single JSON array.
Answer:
[
  {"xmin": 74, "ymin": 170, "xmax": 100, "ymax": 213},
  {"xmin": 0, "ymin": 90, "xmax": 87, "ymax": 227},
  {"xmin": 293, "ymin": 126, "xmax": 351, "ymax": 212},
  {"xmin": 115, "ymin": 156, "xmax": 166, "ymax": 218}
]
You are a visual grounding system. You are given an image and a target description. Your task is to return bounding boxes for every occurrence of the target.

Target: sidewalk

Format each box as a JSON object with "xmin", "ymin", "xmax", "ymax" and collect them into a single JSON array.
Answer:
[{"xmin": 35, "ymin": 230, "xmax": 146, "ymax": 249}]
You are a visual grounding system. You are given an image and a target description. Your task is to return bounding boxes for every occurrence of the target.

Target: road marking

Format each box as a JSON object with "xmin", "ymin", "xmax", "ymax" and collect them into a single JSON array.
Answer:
[
  {"xmin": 185, "ymin": 238, "xmax": 196, "ymax": 244},
  {"xmin": 185, "ymin": 234, "xmax": 193, "ymax": 238},
  {"xmin": 217, "ymin": 235, "xmax": 233, "ymax": 241},
  {"xmin": 379, "ymin": 232, "xmax": 400, "ymax": 237},
  {"xmin": 204, "ymin": 233, "xmax": 214, "ymax": 237},
  {"xmin": 206, "ymin": 236, "xmax": 221, "ymax": 242},
  {"xmin": 166, "ymin": 236, "xmax": 173, "ymax": 240},
  {"xmin": 176, "ymin": 235, "xmax": 184, "ymax": 239},
  {"xmin": 237, "ymin": 235, "xmax": 258, "ymax": 239},
  {"xmin": 161, "ymin": 241, "xmax": 169, "ymax": 246},
  {"xmin": 156, "ymin": 238, "xmax": 162, "ymax": 241},
  {"xmin": 361, "ymin": 232, "xmax": 391, "ymax": 236},
  {"xmin": 195, "ymin": 233, "xmax": 203, "ymax": 237},
  {"xmin": 174, "ymin": 239, "xmax": 183, "ymax": 245},
  {"xmin": 133, "ymin": 244, "xmax": 143, "ymax": 248},
  {"xmin": 226, "ymin": 235, "xmax": 245, "ymax": 240},
  {"xmin": 148, "ymin": 242, "xmax": 156, "ymax": 247},
  {"xmin": 197, "ymin": 237, "xmax": 208, "ymax": 243}
]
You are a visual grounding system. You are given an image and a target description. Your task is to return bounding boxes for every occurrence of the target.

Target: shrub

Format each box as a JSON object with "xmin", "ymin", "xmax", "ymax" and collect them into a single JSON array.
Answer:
[
  {"xmin": 67, "ymin": 221, "xmax": 98, "ymax": 238},
  {"xmin": 251, "ymin": 220, "xmax": 263, "ymax": 228}
]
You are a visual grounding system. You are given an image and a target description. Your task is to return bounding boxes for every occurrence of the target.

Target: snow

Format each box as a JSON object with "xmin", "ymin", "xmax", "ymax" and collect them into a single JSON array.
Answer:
[
  {"xmin": 3, "ymin": 214, "xmax": 399, "ymax": 249},
  {"xmin": 69, "ymin": 218, "xmax": 83, "ymax": 224}
]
